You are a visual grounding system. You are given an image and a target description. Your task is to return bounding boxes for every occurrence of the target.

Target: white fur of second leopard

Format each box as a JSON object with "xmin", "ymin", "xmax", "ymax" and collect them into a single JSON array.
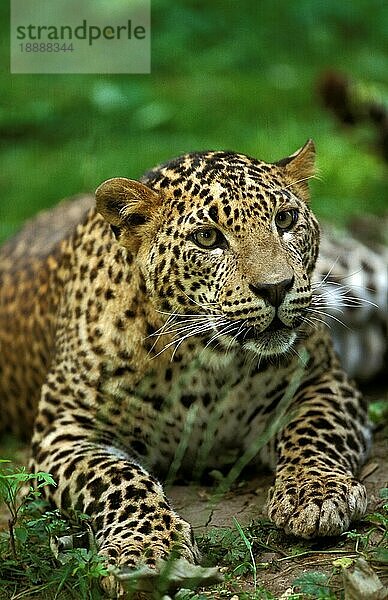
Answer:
[{"xmin": 315, "ymin": 229, "xmax": 388, "ymax": 380}]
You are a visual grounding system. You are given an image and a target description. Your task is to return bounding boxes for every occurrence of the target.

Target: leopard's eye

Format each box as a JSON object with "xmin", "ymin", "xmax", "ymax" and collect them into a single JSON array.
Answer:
[
  {"xmin": 275, "ymin": 209, "xmax": 298, "ymax": 231},
  {"xmin": 191, "ymin": 228, "xmax": 227, "ymax": 249}
]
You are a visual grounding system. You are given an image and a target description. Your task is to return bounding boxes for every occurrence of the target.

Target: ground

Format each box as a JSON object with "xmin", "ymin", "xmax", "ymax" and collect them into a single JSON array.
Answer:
[
  {"xmin": 0, "ymin": 385, "xmax": 386, "ymax": 599},
  {"xmin": 171, "ymin": 413, "xmax": 387, "ymax": 598}
]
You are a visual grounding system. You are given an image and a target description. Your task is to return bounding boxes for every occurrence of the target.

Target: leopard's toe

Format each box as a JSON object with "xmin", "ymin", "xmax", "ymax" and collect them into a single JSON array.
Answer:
[{"xmin": 268, "ymin": 473, "xmax": 367, "ymax": 538}]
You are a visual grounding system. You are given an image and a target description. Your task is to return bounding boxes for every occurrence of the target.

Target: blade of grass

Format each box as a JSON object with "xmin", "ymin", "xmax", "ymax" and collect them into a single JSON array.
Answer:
[
  {"xmin": 213, "ymin": 348, "xmax": 309, "ymax": 500},
  {"xmin": 233, "ymin": 517, "xmax": 257, "ymax": 591}
]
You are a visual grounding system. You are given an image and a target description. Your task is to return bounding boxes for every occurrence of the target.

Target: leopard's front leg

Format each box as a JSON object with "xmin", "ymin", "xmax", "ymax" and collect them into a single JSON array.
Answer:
[
  {"xmin": 31, "ymin": 394, "xmax": 198, "ymax": 596},
  {"xmin": 267, "ymin": 369, "xmax": 371, "ymax": 538}
]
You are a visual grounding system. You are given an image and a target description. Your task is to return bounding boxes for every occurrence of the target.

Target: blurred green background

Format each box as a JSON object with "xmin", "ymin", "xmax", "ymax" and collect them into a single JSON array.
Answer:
[{"xmin": 1, "ymin": 0, "xmax": 387, "ymax": 243}]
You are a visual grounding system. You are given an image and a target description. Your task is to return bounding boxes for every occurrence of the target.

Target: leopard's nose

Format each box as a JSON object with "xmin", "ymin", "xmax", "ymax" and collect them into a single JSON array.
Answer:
[{"xmin": 249, "ymin": 275, "xmax": 294, "ymax": 307}]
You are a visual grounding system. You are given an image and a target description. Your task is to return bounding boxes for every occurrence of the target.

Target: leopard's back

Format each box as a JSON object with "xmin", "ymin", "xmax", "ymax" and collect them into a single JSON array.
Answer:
[{"xmin": 0, "ymin": 195, "xmax": 93, "ymax": 437}]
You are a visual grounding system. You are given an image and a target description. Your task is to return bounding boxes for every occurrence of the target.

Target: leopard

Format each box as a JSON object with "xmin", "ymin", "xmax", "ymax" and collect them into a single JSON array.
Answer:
[{"xmin": 0, "ymin": 140, "xmax": 386, "ymax": 597}]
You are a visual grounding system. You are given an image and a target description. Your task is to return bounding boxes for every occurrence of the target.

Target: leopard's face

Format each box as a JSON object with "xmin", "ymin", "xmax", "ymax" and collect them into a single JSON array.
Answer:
[{"xmin": 96, "ymin": 142, "xmax": 320, "ymax": 358}]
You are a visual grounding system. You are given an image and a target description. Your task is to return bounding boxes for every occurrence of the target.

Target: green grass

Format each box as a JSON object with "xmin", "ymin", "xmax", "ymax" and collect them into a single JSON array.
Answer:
[
  {"xmin": 195, "ymin": 490, "xmax": 388, "ymax": 599},
  {"xmin": 1, "ymin": 0, "xmax": 388, "ymax": 243},
  {"xmin": 0, "ymin": 437, "xmax": 387, "ymax": 598},
  {"xmin": 0, "ymin": 461, "xmax": 107, "ymax": 599}
]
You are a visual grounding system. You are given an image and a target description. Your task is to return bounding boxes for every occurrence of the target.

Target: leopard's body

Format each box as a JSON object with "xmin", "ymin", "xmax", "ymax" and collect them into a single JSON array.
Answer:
[{"xmin": 0, "ymin": 142, "xmax": 386, "ymax": 596}]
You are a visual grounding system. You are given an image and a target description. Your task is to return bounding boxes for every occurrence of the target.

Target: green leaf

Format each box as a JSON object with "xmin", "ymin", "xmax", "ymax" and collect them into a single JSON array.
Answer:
[
  {"xmin": 293, "ymin": 571, "xmax": 335, "ymax": 599},
  {"xmin": 0, "ymin": 477, "xmax": 18, "ymax": 503},
  {"xmin": 364, "ymin": 512, "xmax": 388, "ymax": 528},
  {"xmin": 117, "ymin": 559, "xmax": 223, "ymax": 594},
  {"xmin": 34, "ymin": 471, "xmax": 57, "ymax": 489},
  {"xmin": 369, "ymin": 401, "xmax": 388, "ymax": 425},
  {"xmin": 369, "ymin": 548, "xmax": 388, "ymax": 564},
  {"xmin": 233, "ymin": 562, "xmax": 251, "ymax": 576},
  {"xmin": 378, "ymin": 487, "xmax": 388, "ymax": 499},
  {"xmin": 14, "ymin": 526, "xmax": 28, "ymax": 545},
  {"xmin": 332, "ymin": 556, "xmax": 354, "ymax": 569}
]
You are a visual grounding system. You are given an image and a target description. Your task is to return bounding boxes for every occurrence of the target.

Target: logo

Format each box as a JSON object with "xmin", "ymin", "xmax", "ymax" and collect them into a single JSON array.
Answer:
[{"xmin": 11, "ymin": 0, "xmax": 150, "ymax": 74}]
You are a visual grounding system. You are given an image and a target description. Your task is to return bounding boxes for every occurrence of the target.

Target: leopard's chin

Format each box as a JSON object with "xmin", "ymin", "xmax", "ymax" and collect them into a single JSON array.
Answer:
[
  {"xmin": 214, "ymin": 316, "xmax": 299, "ymax": 358},
  {"xmin": 242, "ymin": 329, "xmax": 297, "ymax": 357},
  {"xmin": 240, "ymin": 316, "xmax": 299, "ymax": 357}
]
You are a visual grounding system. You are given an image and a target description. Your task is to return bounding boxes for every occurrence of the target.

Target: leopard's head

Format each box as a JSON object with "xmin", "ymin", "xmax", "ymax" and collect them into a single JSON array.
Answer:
[{"xmin": 96, "ymin": 141, "xmax": 319, "ymax": 358}]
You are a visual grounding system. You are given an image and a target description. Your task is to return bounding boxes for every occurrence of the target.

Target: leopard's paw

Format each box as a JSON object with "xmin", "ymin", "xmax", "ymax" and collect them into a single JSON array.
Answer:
[
  {"xmin": 267, "ymin": 472, "xmax": 367, "ymax": 538},
  {"xmin": 98, "ymin": 513, "xmax": 199, "ymax": 597}
]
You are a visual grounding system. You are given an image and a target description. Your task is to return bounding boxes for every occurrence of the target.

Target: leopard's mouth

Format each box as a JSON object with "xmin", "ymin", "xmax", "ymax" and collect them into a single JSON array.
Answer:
[
  {"xmin": 215, "ymin": 315, "xmax": 301, "ymax": 357},
  {"xmin": 233, "ymin": 316, "xmax": 292, "ymax": 343}
]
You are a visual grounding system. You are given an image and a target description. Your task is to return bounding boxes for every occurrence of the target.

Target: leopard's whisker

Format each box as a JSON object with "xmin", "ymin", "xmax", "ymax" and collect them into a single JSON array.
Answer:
[
  {"xmin": 317, "ymin": 278, "xmax": 381, "ymax": 297},
  {"xmin": 212, "ymin": 321, "xmax": 244, "ymax": 355},
  {"xmin": 165, "ymin": 321, "xmax": 221, "ymax": 341},
  {"xmin": 282, "ymin": 173, "xmax": 320, "ymax": 191},
  {"xmin": 303, "ymin": 313, "xmax": 331, "ymax": 329},
  {"xmin": 202, "ymin": 319, "xmax": 241, "ymax": 351},
  {"xmin": 241, "ymin": 325, "xmax": 253, "ymax": 342},
  {"xmin": 311, "ymin": 293, "xmax": 378, "ymax": 310},
  {"xmin": 312, "ymin": 288, "xmax": 379, "ymax": 310},
  {"xmin": 155, "ymin": 309, "xmax": 216, "ymax": 318},
  {"xmin": 150, "ymin": 318, "xmax": 223, "ymax": 360},
  {"xmin": 301, "ymin": 315, "xmax": 321, "ymax": 330},
  {"xmin": 229, "ymin": 319, "xmax": 249, "ymax": 347},
  {"xmin": 313, "ymin": 256, "xmax": 341, "ymax": 289},
  {"xmin": 169, "ymin": 321, "xmax": 219, "ymax": 361},
  {"xmin": 147, "ymin": 315, "xmax": 216, "ymax": 339},
  {"xmin": 164, "ymin": 319, "xmax": 218, "ymax": 342},
  {"xmin": 145, "ymin": 313, "xmax": 178, "ymax": 354},
  {"xmin": 306, "ymin": 307, "xmax": 349, "ymax": 330},
  {"xmin": 147, "ymin": 309, "xmax": 225, "ymax": 343},
  {"xmin": 310, "ymin": 300, "xmax": 346, "ymax": 314},
  {"xmin": 179, "ymin": 289, "xmax": 222, "ymax": 313},
  {"xmin": 211, "ymin": 319, "xmax": 251, "ymax": 355},
  {"xmin": 286, "ymin": 342, "xmax": 305, "ymax": 363}
]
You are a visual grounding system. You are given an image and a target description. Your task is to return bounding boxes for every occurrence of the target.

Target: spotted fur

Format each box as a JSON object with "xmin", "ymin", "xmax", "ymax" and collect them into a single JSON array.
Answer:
[{"xmin": 0, "ymin": 141, "xmax": 381, "ymax": 596}]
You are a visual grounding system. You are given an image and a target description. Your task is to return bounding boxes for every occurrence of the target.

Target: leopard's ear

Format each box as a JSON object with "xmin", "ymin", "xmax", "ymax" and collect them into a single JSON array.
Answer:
[
  {"xmin": 274, "ymin": 139, "xmax": 316, "ymax": 202},
  {"xmin": 96, "ymin": 178, "xmax": 160, "ymax": 251}
]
